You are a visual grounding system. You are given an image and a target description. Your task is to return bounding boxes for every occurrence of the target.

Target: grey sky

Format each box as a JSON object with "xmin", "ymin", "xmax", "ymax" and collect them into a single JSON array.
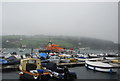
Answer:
[
  {"xmin": 2, "ymin": 2, "xmax": 118, "ymax": 43},
  {"xmin": 0, "ymin": 2, "xmax": 2, "ymax": 36}
]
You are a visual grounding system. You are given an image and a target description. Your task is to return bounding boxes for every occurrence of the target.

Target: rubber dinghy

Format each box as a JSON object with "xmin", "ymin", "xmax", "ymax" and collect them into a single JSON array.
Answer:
[{"xmin": 85, "ymin": 60, "xmax": 118, "ymax": 73}]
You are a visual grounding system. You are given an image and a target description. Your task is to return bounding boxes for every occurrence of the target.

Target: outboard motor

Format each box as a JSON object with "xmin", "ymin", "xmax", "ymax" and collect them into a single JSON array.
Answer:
[
  {"xmin": 63, "ymin": 66, "xmax": 77, "ymax": 80},
  {"xmin": 63, "ymin": 66, "xmax": 69, "ymax": 79}
]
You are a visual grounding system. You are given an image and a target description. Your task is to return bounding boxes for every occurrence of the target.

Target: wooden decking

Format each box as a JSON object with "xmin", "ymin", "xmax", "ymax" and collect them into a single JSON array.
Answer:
[{"xmin": 57, "ymin": 62, "xmax": 85, "ymax": 66}]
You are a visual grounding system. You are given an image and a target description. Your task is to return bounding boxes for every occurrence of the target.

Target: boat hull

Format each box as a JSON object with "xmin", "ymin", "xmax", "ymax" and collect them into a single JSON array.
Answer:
[
  {"xmin": 85, "ymin": 61, "xmax": 118, "ymax": 73},
  {"xmin": 60, "ymin": 59, "xmax": 70, "ymax": 63},
  {"xmin": 49, "ymin": 59, "xmax": 60, "ymax": 64}
]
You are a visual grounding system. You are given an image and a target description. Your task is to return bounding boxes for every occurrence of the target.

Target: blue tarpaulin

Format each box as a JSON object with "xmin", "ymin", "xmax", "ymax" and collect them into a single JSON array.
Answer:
[
  {"xmin": 0, "ymin": 59, "xmax": 8, "ymax": 64},
  {"xmin": 38, "ymin": 53, "xmax": 48, "ymax": 59},
  {"xmin": 37, "ymin": 69, "xmax": 46, "ymax": 73}
]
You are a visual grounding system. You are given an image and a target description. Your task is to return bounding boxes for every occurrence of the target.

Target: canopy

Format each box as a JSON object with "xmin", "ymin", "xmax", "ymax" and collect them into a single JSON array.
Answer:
[{"xmin": 38, "ymin": 53, "xmax": 48, "ymax": 59}]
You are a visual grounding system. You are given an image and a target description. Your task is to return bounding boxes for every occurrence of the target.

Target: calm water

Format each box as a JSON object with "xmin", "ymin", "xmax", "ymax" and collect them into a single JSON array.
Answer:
[
  {"xmin": 1, "ymin": 48, "xmax": 120, "ymax": 80},
  {"xmin": 1, "ymin": 66, "xmax": 120, "ymax": 80}
]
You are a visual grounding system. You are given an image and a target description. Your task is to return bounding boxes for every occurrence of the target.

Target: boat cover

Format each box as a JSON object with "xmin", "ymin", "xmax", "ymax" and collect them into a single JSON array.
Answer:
[
  {"xmin": 0, "ymin": 59, "xmax": 8, "ymax": 64},
  {"xmin": 38, "ymin": 53, "xmax": 49, "ymax": 59}
]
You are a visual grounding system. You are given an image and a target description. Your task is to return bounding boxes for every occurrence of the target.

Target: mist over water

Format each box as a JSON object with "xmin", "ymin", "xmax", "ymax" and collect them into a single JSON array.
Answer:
[{"xmin": 2, "ymin": 2, "xmax": 118, "ymax": 43}]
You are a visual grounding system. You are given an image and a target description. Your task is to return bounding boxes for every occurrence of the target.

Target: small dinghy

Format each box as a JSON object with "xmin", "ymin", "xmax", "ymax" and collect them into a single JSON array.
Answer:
[{"xmin": 85, "ymin": 60, "xmax": 118, "ymax": 73}]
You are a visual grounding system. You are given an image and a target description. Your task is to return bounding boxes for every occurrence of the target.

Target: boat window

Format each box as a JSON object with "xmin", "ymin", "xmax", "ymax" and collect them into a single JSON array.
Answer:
[
  {"xmin": 26, "ymin": 63, "xmax": 37, "ymax": 71},
  {"xmin": 27, "ymin": 60, "xmax": 36, "ymax": 64}
]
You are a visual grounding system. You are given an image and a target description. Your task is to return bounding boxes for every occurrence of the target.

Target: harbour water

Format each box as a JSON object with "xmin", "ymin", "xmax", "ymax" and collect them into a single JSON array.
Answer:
[
  {"xmin": 2, "ymin": 48, "xmax": 118, "ymax": 54},
  {"xmin": 2, "ymin": 66, "xmax": 120, "ymax": 79},
  {"xmin": 1, "ymin": 48, "xmax": 120, "ymax": 81}
]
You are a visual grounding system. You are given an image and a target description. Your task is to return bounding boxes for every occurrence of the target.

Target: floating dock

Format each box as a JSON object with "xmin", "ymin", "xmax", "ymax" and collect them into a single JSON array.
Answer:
[{"xmin": 57, "ymin": 62, "xmax": 85, "ymax": 67}]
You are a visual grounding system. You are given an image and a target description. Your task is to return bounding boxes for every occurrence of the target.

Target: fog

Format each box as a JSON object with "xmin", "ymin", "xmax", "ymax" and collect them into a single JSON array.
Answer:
[{"xmin": 2, "ymin": 2, "xmax": 118, "ymax": 43}]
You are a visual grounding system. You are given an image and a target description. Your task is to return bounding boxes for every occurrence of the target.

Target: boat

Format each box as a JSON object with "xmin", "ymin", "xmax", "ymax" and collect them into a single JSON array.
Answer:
[
  {"xmin": 49, "ymin": 53, "xmax": 56, "ymax": 56},
  {"xmin": 19, "ymin": 58, "xmax": 51, "ymax": 80},
  {"xmin": 3, "ymin": 53, "xmax": 12, "ymax": 58},
  {"xmin": 48, "ymin": 56, "xmax": 61, "ymax": 64},
  {"xmin": 105, "ymin": 57, "xmax": 119, "ymax": 60},
  {"xmin": 107, "ymin": 53, "xmax": 118, "ymax": 57},
  {"xmin": 88, "ymin": 53, "xmax": 99, "ymax": 58},
  {"xmin": 58, "ymin": 54, "xmax": 70, "ymax": 63},
  {"xmin": 19, "ymin": 49, "xmax": 25, "ymax": 52},
  {"xmin": 41, "ymin": 62, "xmax": 77, "ymax": 80},
  {"xmin": 67, "ymin": 58, "xmax": 78, "ymax": 62},
  {"xmin": 4, "ymin": 56, "xmax": 20, "ymax": 65},
  {"xmin": 85, "ymin": 60, "xmax": 118, "ymax": 73},
  {"xmin": 45, "ymin": 41, "xmax": 64, "ymax": 52},
  {"xmin": 76, "ymin": 54, "xmax": 88, "ymax": 59},
  {"xmin": 75, "ymin": 57, "xmax": 103, "ymax": 62},
  {"xmin": 38, "ymin": 53, "xmax": 49, "ymax": 60},
  {"xmin": 60, "ymin": 58, "xmax": 78, "ymax": 63},
  {"xmin": 58, "ymin": 54, "xmax": 77, "ymax": 63},
  {"xmin": 105, "ymin": 53, "xmax": 119, "ymax": 60},
  {"xmin": 0, "ymin": 56, "xmax": 20, "ymax": 65},
  {"xmin": 0, "ymin": 56, "xmax": 20, "ymax": 69},
  {"xmin": 111, "ymin": 60, "xmax": 120, "ymax": 64}
]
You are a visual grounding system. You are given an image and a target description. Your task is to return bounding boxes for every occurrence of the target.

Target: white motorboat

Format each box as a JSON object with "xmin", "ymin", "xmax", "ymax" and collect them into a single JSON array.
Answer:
[
  {"xmin": 85, "ymin": 60, "xmax": 118, "ymax": 73},
  {"xmin": 75, "ymin": 57, "xmax": 103, "ymax": 62},
  {"xmin": 76, "ymin": 53, "xmax": 88, "ymax": 59},
  {"xmin": 88, "ymin": 53, "xmax": 99, "ymax": 58},
  {"xmin": 105, "ymin": 57, "xmax": 119, "ymax": 60},
  {"xmin": 48, "ymin": 56, "xmax": 61, "ymax": 64}
]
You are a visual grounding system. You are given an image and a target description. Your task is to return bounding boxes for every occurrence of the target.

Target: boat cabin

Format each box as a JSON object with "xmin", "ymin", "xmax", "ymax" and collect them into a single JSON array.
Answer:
[{"xmin": 19, "ymin": 58, "xmax": 41, "ymax": 71}]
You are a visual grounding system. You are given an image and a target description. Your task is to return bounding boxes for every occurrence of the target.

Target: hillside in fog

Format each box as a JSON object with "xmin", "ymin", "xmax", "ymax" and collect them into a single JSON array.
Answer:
[{"xmin": 1, "ymin": 35, "xmax": 118, "ymax": 50}]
